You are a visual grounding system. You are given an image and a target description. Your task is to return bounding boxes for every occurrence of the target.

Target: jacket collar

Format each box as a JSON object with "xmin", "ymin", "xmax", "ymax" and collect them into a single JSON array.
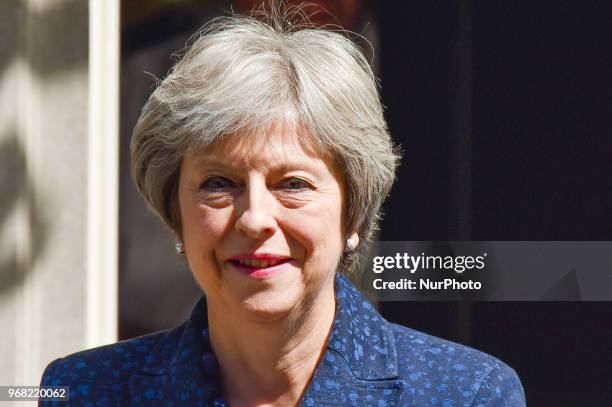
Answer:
[{"xmin": 130, "ymin": 273, "xmax": 400, "ymax": 405}]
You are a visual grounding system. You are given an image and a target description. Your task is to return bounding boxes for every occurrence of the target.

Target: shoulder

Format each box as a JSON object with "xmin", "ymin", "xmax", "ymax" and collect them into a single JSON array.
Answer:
[
  {"xmin": 332, "ymin": 275, "xmax": 525, "ymax": 405},
  {"xmin": 40, "ymin": 325, "xmax": 184, "ymax": 405},
  {"xmin": 389, "ymin": 322, "xmax": 526, "ymax": 406}
]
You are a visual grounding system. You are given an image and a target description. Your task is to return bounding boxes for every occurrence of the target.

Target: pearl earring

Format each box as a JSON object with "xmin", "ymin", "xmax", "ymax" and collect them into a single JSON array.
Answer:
[
  {"xmin": 175, "ymin": 241, "xmax": 185, "ymax": 255},
  {"xmin": 346, "ymin": 237, "xmax": 357, "ymax": 251}
]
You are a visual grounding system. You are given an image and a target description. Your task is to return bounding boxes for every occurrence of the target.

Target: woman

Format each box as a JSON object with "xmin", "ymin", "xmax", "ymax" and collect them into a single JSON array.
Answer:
[{"xmin": 41, "ymin": 7, "xmax": 526, "ymax": 407}]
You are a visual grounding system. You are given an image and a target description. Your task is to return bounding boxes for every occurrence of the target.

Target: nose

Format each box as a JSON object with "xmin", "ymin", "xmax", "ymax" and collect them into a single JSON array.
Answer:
[{"xmin": 234, "ymin": 178, "xmax": 277, "ymax": 240}]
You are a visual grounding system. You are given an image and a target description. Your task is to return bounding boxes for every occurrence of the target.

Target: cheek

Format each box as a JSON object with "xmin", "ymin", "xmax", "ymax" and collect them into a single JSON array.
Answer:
[
  {"xmin": 182, "ymin": 204, "xmax": 232, "ymax": 253},
  {"xmin": 182, "ymin": 206, "xmax": 234, "ymax": 291},
  {"xmin": 285, "ymin": 193, "xmax": 344, "ymax": 262}
]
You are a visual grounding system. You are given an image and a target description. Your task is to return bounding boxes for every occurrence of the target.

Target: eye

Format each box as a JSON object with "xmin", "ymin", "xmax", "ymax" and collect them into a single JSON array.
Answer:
[
  {"xmin": 279, "ymin": 177, "xmax": 311, "ymax": 191},
  {"xmin": 200, "ymin": 176, "xmax": 235, "ymax": 191}
]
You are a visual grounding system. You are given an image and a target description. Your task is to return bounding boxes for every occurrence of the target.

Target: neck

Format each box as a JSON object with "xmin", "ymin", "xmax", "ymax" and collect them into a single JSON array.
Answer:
[{"xmin": 207, "ymin": 278, "xmax": 337, "ymax": 407}]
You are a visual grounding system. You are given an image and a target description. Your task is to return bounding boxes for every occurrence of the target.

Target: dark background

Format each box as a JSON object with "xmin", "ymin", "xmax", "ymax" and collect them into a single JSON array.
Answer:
[{"xmin": 120, "ymin": 1, "xmax": 612, "ymax": 406}]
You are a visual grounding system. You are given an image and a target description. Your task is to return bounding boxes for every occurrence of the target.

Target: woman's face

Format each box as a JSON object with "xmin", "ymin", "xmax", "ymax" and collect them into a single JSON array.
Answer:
[{"xmin": 178, "ymin": 122, "xmax": 350, "ymax": 321}]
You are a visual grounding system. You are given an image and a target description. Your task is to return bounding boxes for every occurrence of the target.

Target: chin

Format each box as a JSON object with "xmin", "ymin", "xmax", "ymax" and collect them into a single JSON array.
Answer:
[{"xmin": 237, "ymin": 292, "xmax": 300, "ymax": 322}]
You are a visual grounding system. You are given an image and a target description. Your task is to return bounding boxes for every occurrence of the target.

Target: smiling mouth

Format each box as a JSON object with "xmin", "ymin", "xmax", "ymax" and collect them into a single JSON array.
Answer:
[
  {"xmin": 232, "ymin": 258, "xmax": 287, "ymax": 268},
  {"xmin": 230, "ymin": 258, "xmax": 292, "ymax": 268}
]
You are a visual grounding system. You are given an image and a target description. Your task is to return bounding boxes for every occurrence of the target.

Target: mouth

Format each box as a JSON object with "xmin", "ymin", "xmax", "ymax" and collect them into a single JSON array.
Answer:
[{"xmin": 227, "ymin": 256, "xmax": 293, "ymax": 278}]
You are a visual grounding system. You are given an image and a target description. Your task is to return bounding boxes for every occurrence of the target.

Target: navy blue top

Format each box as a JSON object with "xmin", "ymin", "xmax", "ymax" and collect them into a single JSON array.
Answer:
[{"xmin": 41, "ymin": 273, "xmax": 526, "ymax": 406}]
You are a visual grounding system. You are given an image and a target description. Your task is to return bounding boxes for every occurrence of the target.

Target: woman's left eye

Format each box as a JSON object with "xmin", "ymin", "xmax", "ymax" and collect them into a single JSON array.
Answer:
[{"xmin": 280, "ymin": 178, "xmax": 311, "ymax": 191}]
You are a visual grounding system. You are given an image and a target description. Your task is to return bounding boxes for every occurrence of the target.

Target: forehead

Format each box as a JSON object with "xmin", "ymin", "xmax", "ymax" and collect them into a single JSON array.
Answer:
[{"xmin": 186, "ymin": 123, "xmax": 338, "ymax": 176}]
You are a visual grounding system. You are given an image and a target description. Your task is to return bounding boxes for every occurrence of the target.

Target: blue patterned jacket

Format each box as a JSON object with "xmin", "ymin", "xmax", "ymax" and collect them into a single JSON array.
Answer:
[{"xmin": 41, "ymin": 273, "xmax": 526, "ymax": 406}]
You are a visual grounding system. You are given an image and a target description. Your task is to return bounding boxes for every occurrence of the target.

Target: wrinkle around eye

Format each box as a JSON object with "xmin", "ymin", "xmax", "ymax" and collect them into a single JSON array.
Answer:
[
  {"xmin": 197, "ymin": 190, "xmax": 236, "ymax": 208},
  {"xmin": 273, "ymin": 191, "xmax": 311, "ymax": 209}
]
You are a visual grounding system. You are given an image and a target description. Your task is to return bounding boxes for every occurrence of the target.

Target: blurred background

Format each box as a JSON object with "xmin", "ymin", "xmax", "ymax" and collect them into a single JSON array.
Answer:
[{"xmin": 1, "ymin": 1, "xmax": 611, "ymax": 406}]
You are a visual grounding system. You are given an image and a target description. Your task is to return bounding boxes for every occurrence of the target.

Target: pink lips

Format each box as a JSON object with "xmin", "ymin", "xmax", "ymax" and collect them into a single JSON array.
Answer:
[{"xmin": 228, "ymin": 253, "xmax": 293, "ymax": 278}]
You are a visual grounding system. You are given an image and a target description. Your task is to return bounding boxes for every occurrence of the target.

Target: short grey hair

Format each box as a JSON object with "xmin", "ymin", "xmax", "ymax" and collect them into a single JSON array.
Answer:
[{"xmin": 131, "ymin": 8, "xmax": 401, "ymax": 273}]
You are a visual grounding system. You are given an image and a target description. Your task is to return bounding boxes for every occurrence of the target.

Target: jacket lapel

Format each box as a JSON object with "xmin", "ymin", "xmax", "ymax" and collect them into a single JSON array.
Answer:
[{"xmin": 301, "ymin": 274, "xmax": 404, "ymax": 406}]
